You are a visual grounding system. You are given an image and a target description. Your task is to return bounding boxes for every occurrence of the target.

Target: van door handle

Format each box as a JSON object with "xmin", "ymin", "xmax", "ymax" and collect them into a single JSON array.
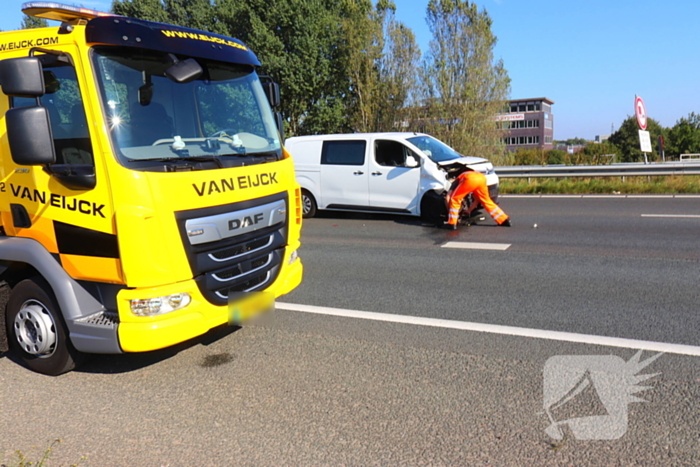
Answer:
[
  {"xmin": 353, "ymin": 171, "xmax": 364, "ymax": 175},
  {"xmin": 371, "ymin": 172, "xmax": 382, "ymax": 176}
]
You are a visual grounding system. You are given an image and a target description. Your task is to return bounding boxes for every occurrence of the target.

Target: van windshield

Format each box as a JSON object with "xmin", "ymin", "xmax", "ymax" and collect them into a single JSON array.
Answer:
[
  {"xmin": 406, "ymin": 135, "xmax": 462, "ymax": 163},
  {"xmin": 91, "ymin": 46, "xmax": 281, "ymax": 169}
]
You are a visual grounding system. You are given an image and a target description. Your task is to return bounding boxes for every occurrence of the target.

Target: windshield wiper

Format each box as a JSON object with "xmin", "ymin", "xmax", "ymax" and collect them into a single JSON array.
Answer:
[{"xmin": 129, "ymin": 156, "xmax": 223, "ymax": 167}]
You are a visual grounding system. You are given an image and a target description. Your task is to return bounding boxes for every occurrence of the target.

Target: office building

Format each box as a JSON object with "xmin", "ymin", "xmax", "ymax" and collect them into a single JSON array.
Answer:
[{"xmin": 496, "ymin": 98, "xmax": 554, "ymax": 152}]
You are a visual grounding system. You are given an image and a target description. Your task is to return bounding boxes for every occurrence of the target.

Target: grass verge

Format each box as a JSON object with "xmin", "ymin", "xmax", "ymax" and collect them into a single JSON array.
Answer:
[{"xmin": 499, "ymin": 176, "xmax": 700, "ymax": 195}]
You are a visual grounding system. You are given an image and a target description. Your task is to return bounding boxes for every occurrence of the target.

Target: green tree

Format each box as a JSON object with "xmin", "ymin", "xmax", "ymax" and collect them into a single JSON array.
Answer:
[
  {"xmin": 21, "ymin": 15, "xmax": 48, "ymax": 29},
  {"xmin": 214, "ymin": 0, "xmax": 352, "ymax": 135},
  {"xmin": 665, "ymin": 112, "xmax": 700, "ymax": 160},
  {"xmin": 343, "ymin": 0, "xmax": 421, "ymax": 133},
  {"xmin": 342, "ymin": 0, "xmax": 384, "ymax": 133},
  {"xmin": 608, "ymin": 116, "xmax": 666, "ymax": 163},
  {"xmin": 112, "ymin": 0, "xmax": 225, "ymax": 33},
  {"xmin": 579, "ymin": 141, "xmax": 620, "ymax": 164},
  {"xmin": 111, "ymin": 0, "xmax": 170, "ymax": 24},
  {"xmin": 418, "ymin": 0, "xmax": 510, "ymax": 158},
  {"xmin": 376, "ymin": 5, "xmax": 421, "ymax": 131}
]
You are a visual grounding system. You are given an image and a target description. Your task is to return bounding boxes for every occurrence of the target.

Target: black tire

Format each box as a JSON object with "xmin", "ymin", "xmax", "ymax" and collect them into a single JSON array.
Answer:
[
  {"xmin": 301, "ymin": 189, "xmax": 317, "ymax": 218},
  {"xmin": 6, "ymin": 277, "xmax": 83, "ymax": 375},
  {"xmin": 420, "ymin": 191, "xmax": 446, "ymax": 224}
]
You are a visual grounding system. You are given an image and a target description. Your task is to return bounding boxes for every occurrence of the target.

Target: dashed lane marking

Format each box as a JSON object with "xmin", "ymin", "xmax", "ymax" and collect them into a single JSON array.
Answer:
[
  {"xmin": 641, "ymin": 214, "xmax": 700, "ymax": 218},
  {"xmin": 441, "ymin": 241, "xmax": 511, "ymax": 251},
  {"xmin": 276, "ymin": 302, "xmax": 700, "ymax": 357}
]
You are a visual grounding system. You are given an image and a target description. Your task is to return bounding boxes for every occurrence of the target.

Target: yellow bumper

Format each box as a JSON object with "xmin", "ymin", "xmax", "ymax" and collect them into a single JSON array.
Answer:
[{"xmin": 117, "ymin": 257, "xmax": 303, "ymax": 352}]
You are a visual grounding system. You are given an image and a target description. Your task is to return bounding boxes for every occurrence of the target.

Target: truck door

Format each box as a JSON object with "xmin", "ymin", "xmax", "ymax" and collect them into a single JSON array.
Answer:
[
  {"xmin": 369, "ymin": 139, "xmax": 421, "ymax": 212},
  {"xmin": 4, "ymin": 48, "xmax": 117, "ymax": 283},
  {"xmin": 319, "ymin": 139, "xmax": 369, "ymax": 208}
]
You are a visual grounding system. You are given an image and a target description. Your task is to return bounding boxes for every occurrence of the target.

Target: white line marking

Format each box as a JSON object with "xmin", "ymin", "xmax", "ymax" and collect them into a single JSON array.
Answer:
[
  {"xmin": 276, "ymin": 302, "xmax": 700, "ymax": 357},
  {"xmin": 500, "ymin": 194, "xmax": 700, "ymax": 198},
  {"xmin": 441, "ymin": 241, "xmax": 511, "ymax": 251},
  {"xmin": 641, "ymin": 214, "xmax": 700, "ymax": 218}
]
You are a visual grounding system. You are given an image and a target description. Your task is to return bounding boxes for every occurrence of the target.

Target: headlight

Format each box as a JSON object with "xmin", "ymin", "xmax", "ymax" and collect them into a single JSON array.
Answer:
[
  {"xmin": 288, "ymin": 249, "xmax": 298, "ymax": 265},
  {"xmin": 130, "ymin": 293, "xmax": 191, "ymax": 317}
]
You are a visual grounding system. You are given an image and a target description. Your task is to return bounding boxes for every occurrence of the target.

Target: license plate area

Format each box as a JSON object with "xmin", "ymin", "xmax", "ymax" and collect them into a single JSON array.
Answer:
[{"xmin": 228, "ymin": 291, "xmax": 275, "ymax": 325}]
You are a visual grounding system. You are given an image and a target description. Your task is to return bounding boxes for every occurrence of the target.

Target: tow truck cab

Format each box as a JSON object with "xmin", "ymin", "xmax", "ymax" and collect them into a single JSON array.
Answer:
[{"xmin": 0, "ymin": 3, "xmax": 303, "ymax": 374}]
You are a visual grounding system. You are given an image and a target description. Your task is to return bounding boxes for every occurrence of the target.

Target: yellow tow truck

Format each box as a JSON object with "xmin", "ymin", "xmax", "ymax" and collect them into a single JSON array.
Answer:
[{"xmin": 0, "ymin": 2, "xmax": 303, "ymax": 374}]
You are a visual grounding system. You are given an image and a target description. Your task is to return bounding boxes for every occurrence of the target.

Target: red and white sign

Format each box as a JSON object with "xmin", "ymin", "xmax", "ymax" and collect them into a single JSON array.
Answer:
[{"xmin": 635, "ymin": 95, "xmax": 647, "ymax": 130}]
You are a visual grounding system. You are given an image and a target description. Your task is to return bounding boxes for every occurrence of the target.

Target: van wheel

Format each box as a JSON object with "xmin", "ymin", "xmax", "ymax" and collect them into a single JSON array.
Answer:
[
  {"xmin": 301, "ymin": 190, "xmax": 317, "ymax": 218},
  {"xmin": 420, "ymin": 191, "xmax": 446, "ymax": 224},
  {"xmin": 6, "ymin": 278, "xmax": 83, "ymax": 375}
]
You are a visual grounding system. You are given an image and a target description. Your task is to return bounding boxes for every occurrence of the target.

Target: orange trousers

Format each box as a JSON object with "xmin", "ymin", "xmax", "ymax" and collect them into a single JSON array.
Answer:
[{"xmin": 446, "ymin": 172, "xmax": 508, "ymax": 225}]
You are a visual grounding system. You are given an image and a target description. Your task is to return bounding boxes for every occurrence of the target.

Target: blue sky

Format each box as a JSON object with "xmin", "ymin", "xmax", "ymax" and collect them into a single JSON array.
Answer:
[{"xmin": 2, "ymin": 0, "xmax": 699, "ymax": 140}]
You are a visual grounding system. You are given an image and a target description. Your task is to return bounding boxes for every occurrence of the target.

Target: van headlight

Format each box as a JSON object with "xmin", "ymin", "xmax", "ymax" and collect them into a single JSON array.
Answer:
[{"xmin": 130, "ymin": 293, "xmax": 191, "ymax": 317}]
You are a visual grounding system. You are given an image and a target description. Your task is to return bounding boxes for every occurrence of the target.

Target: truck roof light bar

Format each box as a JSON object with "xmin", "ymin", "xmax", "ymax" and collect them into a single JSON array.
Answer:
[{"xmin": 21, "ymin": 2, "xmax": 115, "ymax": 23}]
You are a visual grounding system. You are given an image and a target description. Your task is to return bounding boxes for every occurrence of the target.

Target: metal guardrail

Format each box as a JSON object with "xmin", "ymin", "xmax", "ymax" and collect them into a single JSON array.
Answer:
[{"xmin": 494, "ymin": 162, "xmax": 700, "ymax": 178}]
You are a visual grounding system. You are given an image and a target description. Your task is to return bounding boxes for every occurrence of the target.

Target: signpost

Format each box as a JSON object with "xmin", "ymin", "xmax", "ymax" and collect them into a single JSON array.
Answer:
[
  {"xmin": 635, "ymin": 95, "xmax": 647, "ymax": 130},
  {"xmin": 635, "ymin": 95, "xmax": 650, "ymax": 163}
]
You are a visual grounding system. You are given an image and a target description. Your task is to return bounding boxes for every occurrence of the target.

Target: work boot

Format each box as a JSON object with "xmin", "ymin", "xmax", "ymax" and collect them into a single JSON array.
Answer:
[
  {"xmin": 500, "ymin": 219, "xmax": 512, "ymax": 227},
  {"xmin": 443, "ymin": 223, "xmax": 458, "ymax": 230}
]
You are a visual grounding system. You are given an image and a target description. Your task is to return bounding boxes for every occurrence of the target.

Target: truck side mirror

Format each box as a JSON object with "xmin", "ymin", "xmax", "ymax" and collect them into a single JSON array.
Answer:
[
  {"xmin": 6, "ymin": 106, "xmax": 56, "ymax": 165},
  {"xmin": 406, "ymin": 155, "xmax": 419, "ymax": 168},
  {"xmin": 262, "ymin": 81, "xmax": 280, "ymax": 108},
  {"xmin": 0, "ymin": 57, "xmax": 45, "ymax": 97}
]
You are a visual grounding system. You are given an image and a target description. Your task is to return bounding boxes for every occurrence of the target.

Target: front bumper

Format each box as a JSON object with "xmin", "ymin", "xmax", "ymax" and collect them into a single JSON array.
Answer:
[{"xmin": 116, "ymin": 253, "xmax": 302, "ymax": 353}]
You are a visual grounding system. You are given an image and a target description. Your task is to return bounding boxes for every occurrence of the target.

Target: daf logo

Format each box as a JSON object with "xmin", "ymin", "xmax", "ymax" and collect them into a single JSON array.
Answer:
[{"xmin": 229, "ymin": 213, "xmax": 265, "ymax": 230}]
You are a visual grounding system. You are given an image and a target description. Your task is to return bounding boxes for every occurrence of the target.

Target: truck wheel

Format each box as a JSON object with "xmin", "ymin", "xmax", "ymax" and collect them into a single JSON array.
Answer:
[
  {"xmin": 301, "ymin": 189, "xmax": 317, "ymax": 218},
  {"xmin": 6, "ymin": 278, "xmax": 83, "ymax": 375}
]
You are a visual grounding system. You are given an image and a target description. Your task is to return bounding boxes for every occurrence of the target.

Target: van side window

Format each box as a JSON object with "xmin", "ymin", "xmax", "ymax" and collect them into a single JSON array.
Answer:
[
  {"xmin": 12, "ymin": 62, "xmax": 94, "ymax": 166},
  {"xmin": 375, "ymin": 140, "xmax": 416, "ymax": 167},
  {"xmin": 321, "ymin": 140, "xmax": 366, "ymax": 166}
]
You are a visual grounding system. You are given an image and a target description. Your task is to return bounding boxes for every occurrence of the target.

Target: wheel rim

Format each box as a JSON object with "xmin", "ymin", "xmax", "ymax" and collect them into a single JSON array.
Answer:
[
  {"xmin": 302, "ymin": 194, "xmax": 312, "ymax": 215},
  {"xmin": 13, "ymin": 300, "xmax": 58, "ymax": 357}
]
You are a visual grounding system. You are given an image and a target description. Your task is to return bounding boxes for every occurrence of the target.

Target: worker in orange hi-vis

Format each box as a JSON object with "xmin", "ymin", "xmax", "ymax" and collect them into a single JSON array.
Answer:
[{"xmin": 444, "ymin": 166, "xmax": 511, "ymax": 230}]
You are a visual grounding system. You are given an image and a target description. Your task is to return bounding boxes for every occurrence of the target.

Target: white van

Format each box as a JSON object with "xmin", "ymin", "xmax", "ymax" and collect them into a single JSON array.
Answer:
[{"xmin": 285, "ymin": 132, "xmax": 499, "ymax": 218}]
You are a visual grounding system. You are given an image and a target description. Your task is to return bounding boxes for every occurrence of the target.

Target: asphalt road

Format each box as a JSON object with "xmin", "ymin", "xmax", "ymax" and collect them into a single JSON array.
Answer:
[{"xmin": 1, "ymin": 196, "xmax": 699, "ymax": 466}]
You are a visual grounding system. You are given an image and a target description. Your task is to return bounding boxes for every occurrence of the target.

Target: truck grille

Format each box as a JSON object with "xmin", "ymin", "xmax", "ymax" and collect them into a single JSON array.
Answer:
[{"xmin": 175, "ymin": 193, "xmax": 288, "ymax": 306}]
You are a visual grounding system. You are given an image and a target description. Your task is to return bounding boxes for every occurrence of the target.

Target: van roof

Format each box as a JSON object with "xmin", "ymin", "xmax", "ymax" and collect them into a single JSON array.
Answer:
[{"xmin": 286, "ymin": 132, "xmax": 429, "ymax": 142}]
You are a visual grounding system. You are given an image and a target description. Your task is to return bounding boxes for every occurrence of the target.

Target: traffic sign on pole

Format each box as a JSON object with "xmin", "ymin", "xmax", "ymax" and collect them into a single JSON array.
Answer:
[{"xmin": 635, "ymin": 95, "xmax": 647, "ymax": 130}]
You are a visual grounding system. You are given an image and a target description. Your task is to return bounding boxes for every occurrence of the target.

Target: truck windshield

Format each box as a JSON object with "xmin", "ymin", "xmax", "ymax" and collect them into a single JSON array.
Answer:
[
  {"xmin": 406, "ymin": 135, "xmax": 462, "ymax": 163},
  {"xmin": 91, "ymin": 46, "xmax": 281, "ymax": 168}
]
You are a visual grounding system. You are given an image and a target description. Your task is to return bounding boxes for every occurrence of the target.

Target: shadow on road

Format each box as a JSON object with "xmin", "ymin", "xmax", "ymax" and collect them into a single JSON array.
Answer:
[{"xmin": 1, "ymin": 323, "xmax": 242, "ymax": 375}]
